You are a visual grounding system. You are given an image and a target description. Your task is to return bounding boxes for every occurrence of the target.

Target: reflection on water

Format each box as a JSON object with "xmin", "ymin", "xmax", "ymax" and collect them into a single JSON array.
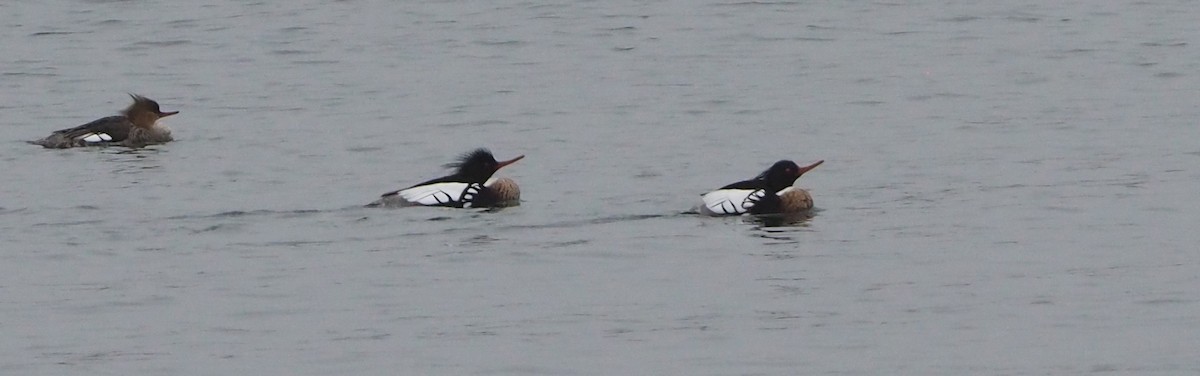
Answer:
[
  {"xmin": 747, "ymin": 211, "xmax": 816, "ymax": 244},
  {"xmin": 746, "ymin": 211, "xmax": 816, "ymax": 228}
]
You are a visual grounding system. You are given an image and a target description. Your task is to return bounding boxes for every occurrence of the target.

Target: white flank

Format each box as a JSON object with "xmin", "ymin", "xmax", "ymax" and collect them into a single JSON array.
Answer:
[
  {"xmin": 398, "ymin": 182, "xmax": 469, "ymax": 206},
  {"xmin": 701, "ymin": 188, "xmax": 764, "ymax": 215},
  {"xmin": 397, "ymin": 182, "xmax": 483, "ymax": 206},
  {"xmin": 80, "ymin": 133, "xmax": 113, "ymax": 143}
]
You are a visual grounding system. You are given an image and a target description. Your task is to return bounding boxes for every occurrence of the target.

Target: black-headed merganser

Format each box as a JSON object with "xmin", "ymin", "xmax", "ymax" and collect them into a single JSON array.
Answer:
[
  {"xmin": 370, "ymin": 148, "xmax": 523, "ymax": 208},
  {"xmin": 700, "ymin": 159, "xmax": 823, "ymax": 215},
  {"xmin": 30, "ymin": 94, "xmax": 178, "ymax": 149}
]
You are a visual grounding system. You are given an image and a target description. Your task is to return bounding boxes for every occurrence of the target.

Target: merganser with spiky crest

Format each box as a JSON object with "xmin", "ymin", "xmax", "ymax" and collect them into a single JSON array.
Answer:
[
  {"xmin": 30, "ymin": 94, "xmax": 178, "ymax": 149},
  {"xmin": 370, "ymin": 148, "xmax": 524, "ymax": 208},
  {"xmin": 700, "ymin": 159, "xmax": 823, "ymax": 216}
]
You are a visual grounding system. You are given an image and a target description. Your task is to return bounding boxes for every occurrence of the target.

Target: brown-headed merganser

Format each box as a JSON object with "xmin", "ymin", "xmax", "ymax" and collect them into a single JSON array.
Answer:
[
  {"xmin": 700, "ymin": 159, "xmax": 823, "ymax": 215},
  {"xmin": 30, "ymin": 94, "xmax": 178, "ymax": 149},
  {"xmin": 370, "ymin": 148, "xmax": 523, "ymax": 208}
]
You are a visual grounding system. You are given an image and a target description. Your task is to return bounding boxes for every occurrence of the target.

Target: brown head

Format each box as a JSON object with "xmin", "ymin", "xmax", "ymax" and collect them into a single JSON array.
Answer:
[{"xmin": 122, "ymin": 94, "xmax": 178, "ymax": 128}]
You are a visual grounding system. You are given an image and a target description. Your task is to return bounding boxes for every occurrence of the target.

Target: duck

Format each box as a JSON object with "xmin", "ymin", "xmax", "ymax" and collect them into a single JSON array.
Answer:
[
  {"xmin": 370, "ymin": 148, "xmax": 523, "ymax": 208},
  {"xmin": 700, "ymin": 159, "xmax": 823, "ymax": 216},
  {"xmin": 30, "ymin": 94, "xmax": 178, "ymax": 149}
]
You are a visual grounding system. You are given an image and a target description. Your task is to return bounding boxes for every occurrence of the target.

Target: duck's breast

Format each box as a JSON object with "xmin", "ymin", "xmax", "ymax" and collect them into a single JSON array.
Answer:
[
  {"xmin": 481, "ymin": 177, "xmax": 521, "ymax": 207},
  {"xmin": 777, "ymin": 187, "xmax": 815, "ymax": 213}
]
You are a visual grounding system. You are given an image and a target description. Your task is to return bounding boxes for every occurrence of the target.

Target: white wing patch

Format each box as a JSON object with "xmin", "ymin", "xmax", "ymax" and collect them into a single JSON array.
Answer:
[
  {"xmin": 79, "ymin": 133, "xmax": 113, "ymax": 143},
  {"xmin": 701, "ymin": 189, "xmax": 765, "ymax": 215},
  {"xmin": 397, "ymin": 182, "xmax": 483, "ymax": 207}
]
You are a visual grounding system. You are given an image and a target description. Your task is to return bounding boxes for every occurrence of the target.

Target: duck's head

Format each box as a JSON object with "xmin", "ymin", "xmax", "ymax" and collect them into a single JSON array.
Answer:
[
  {"xmin": 122, "ymin": 94, "xmax": 178, "ymax": 128},
  {"xmin": 758, "ymin": 159, "xmax": 823, "ymax": 192},
  {"xmin": 446, "ymin": 148, "xmax": 524, "ymax": 183}
]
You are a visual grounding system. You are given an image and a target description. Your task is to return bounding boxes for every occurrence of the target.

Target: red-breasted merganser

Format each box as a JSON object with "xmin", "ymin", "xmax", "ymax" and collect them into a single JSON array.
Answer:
[
  {"xmin": 700, "ymin": 159, "xmax": 823, "ymax": 215},
  {"xmin": 370, "ymin": 148, "xmax": 524, "ymax": 208},
  {"xmin": 30, "ymin": 94, "xmax": 178, "ymax": 149}
]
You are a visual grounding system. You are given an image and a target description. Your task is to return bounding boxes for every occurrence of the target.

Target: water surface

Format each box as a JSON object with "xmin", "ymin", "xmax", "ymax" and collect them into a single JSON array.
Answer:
[{"xmin": 2, "ymin": 1, "xmax": 1199, "ymax": 375}]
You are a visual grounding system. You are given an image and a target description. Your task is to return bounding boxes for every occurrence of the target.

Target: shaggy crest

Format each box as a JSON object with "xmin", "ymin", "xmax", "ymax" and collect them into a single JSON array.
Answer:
[
  {"xmin": 444, "ymin": 148, "xmax": 496, "ymax": 173},
  {"xmin": 123, "ymin": 94, "xmax": 162, "ymax": 115}
]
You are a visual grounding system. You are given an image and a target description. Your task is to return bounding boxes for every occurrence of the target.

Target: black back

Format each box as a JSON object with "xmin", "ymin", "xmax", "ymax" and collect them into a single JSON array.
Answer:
[
  {"xmin": 53, "ymin": 116, "xmax": 134, "ymax": 141},
  {"xmin": 719, "ymin": 160, "xmax": 803, "ymax": 193}
]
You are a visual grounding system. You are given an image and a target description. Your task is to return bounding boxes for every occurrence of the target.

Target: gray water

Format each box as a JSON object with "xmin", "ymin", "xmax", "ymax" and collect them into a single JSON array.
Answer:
[{"xmin": 3, "ymin": 1, "xmax": 1199, "ymax": 375}]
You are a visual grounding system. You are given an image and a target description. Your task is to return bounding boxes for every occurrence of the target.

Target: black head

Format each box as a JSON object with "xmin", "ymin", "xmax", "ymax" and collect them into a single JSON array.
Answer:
[
  {"xmin": 756, "ymin": 159, "xmax": 823, "ymax": 192},
  {"xmin": 445, "ymin": 148, "xmax": 524, "ymax": 183}
]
